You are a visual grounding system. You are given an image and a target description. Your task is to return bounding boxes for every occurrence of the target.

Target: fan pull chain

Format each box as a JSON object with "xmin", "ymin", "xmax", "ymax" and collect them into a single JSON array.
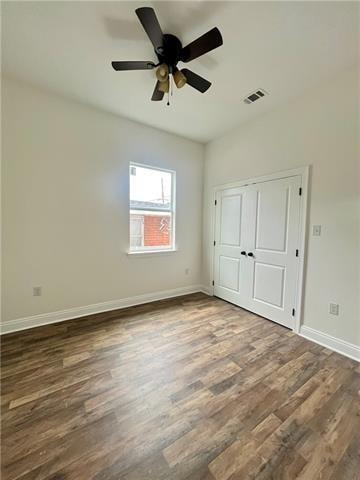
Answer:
[
  {"xmin": 167, "ymin": 74, "xmax": 173, "ymax": 106},
  {"xmin": 167, "ymin": 74, "xmax": 170, "ymax": 106}
]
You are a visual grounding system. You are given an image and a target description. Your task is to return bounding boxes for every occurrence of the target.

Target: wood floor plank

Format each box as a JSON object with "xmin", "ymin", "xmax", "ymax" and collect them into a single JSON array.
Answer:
[
  {"xmin": 329, "ymin": 433, "xmax": 360, "ymax": 480},
  {"xmin": 1, "ymin": 293, "xmax": 359, "ymax": 480}
]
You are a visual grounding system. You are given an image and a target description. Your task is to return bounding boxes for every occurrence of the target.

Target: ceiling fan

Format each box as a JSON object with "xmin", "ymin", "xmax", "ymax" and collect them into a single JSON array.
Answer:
[{"xmin": 111, "ymin": 7, "xmax": 223, "ymax": 104}]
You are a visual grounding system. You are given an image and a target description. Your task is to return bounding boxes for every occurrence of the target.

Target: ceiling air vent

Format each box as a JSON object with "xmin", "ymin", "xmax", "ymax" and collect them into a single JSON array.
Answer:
[{"xmin": 243, "ymin": 89, "xmax": 268, "ymax": 104}]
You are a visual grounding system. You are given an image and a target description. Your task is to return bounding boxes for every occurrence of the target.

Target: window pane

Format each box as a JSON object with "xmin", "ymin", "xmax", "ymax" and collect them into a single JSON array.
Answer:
[
  {"xmin": 130, "ymin": 215, "xmax": 143, "ymax": 236},
  {"xmin": 130, "ymin": 214, "xmax": 144, "ymax": 248},
  {"xmin": 129, "ymin": 164, "xmax": 174, "ymax": 252},
  {"xmin": 131, "ymin": 236, "xmax": 143, "ymax": 247},
  {"xmin": 130, "ymin": 165, "xmax": 171, "ymax": 211}
]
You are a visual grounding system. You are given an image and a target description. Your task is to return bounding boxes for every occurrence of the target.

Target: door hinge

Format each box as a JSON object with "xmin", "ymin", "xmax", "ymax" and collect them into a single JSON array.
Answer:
[
  {"xmin": 292, "ymin": 308, "xmax": 295, "ymax": 316},
  {"xmin": 215, "ymin": 199, "xmax": 217, "ymax": 206},
  {"xmin": 299, "ymin": 187, "xmax": 302, "ymax": 196},
  {"xmin": 213, "ymin": 240, "xmax": 216, "ymax": 246},
  {"xmin": 212, "ymin": 280, "xmax": 215, "ymax": 286},
  {"xmin": 295, "ymin": 249, "xmax": 299, "ymax": 257}
]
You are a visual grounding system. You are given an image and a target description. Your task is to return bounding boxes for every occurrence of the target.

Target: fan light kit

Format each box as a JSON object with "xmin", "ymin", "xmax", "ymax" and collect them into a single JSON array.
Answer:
[{"xmin": 111, "ymin": 7, "xmax": 223, "ymax": 105}]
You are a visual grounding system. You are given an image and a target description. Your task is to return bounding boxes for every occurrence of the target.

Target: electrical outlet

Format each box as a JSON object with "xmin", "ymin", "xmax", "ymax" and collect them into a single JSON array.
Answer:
[
  {"xmin": 313, "ymin": 225, "xmax": 321, "ymax": 236},
  {"xmin": 33, "ymin": 286, "xmax": 42, "ymax": 297},
  {"xmin": 329, "ymin": 303, "xmax": 339, "ymax": 315}
]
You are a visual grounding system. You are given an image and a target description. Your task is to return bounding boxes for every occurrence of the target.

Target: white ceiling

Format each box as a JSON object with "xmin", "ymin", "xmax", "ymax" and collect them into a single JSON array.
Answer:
[{"xmin": 2, "ymin": 1, "xmax": 359, "ymax": 142}]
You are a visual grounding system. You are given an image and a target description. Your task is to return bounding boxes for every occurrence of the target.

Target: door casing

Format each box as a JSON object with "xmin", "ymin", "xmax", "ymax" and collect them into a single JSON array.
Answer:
[{"xmin": 210, "ymin": 166, "xmax": 310, "ymax": 334}]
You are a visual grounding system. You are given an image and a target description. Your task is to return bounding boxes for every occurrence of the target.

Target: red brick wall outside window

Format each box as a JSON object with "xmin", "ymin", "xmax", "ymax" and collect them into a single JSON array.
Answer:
[{"xmin": 143, "ymin": 214, "xmax": 170, "ymax": 247}]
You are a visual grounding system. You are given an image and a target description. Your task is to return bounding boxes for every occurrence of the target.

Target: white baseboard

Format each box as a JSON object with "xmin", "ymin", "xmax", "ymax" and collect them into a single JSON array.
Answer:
[
  {"xmin": 300, "ymin": 325, "xmax": 360, "ymax": 362},
  {"xmin": 1, "ymin": 285, "xmax": 211, "ymax": 335}
]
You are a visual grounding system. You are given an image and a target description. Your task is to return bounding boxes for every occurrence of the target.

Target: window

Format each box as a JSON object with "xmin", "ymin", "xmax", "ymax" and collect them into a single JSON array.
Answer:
[{"xmin": 129, "ymin": 163, "xmax": 175, "ymax": 252}]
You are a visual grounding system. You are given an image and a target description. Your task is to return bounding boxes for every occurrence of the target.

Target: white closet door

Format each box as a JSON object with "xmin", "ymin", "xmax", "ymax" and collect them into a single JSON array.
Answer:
[
  {"xmin": 213, "ymin": 175, "xmax": 301, "ymax": 330},
  {"xmin": 213, "ymin": 186, "xmax": 252, "ymax": 307},
  {"xmin": 246, "ymin": 176, "xmax": 301, "ymax": 329}
]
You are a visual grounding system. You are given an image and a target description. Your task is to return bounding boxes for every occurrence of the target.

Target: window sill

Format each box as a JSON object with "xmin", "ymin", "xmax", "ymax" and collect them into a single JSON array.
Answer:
[{"xmin": 127, "ymin": 249, "xmax": 178, "ymax": 257}]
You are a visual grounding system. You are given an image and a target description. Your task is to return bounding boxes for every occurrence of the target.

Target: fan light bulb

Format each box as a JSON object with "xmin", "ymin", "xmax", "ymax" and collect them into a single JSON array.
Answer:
[
  {"xmin": 156, "ymin": 64, "xmax": 169, "ymax": 82},
  {"xmin": 173, "ymin": 70, "xmax": 187, "ymax": 89},
  {"xmin": 158, "ymin": 77, "xmax": 169, "ymax": 93}
]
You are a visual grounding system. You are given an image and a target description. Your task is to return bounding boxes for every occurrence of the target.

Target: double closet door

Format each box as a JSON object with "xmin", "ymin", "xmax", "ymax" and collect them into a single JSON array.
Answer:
[{"xmin": 213, "ymin": 175, "xmax": 301, "ymax": 329}]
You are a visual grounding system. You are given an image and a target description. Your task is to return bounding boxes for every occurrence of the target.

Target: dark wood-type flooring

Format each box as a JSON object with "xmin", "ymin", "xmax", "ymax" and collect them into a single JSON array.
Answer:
[{"xmin": 1, "ymin": 293, "xmax": 360, "ymax": 480}]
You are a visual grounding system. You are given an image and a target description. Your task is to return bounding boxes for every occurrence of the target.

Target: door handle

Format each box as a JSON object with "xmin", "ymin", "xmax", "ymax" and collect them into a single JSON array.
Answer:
[
  {"xmin": 247, "ymin": 252, "xmax": 254, "ymax": 257},
  {"xmin": 241, "ymin": 251, "xmax": 247, "ymax": 256}
]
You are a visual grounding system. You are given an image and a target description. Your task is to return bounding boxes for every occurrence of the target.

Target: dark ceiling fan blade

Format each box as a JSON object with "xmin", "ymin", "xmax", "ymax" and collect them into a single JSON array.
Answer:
[
  {"xmin": 182, "ymin": 69, "xmax": 211, "ymax": 93},
  {"xmin": 181, "ymin": 27, "xmax": 223, "ymax": 63},
  {"xmin": 111, "ymin": 61, "xmax": 155, "ymax": 71},
  {"xmin": 151, "ymin": 81, "xmax": 164, "ymax": 101},
  {"xmin": 135, "ymin": 7, "xmax": 163, "ymax": 51}
]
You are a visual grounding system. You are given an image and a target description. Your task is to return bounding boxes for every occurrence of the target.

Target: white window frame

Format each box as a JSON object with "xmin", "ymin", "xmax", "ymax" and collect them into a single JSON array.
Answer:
[{"xmin": 129, "ymin": 162, "xmax": 176, "ymax": 254}]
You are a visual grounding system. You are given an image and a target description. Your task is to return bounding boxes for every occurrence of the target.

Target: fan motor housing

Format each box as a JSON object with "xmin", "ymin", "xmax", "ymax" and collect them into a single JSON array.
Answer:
[{"xmin": 156, "ymin": 34, "xmax": 182, "ymax": 68}]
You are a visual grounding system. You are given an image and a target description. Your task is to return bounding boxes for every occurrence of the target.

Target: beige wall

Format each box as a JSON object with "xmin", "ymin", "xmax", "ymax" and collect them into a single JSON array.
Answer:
[
  {"xmin": 1, "ymin": 78, "xmax": 204, "ymax": 323},
  {"xmin": 203, "ymin": 67, "xmax": 360, "ymax": 346}
]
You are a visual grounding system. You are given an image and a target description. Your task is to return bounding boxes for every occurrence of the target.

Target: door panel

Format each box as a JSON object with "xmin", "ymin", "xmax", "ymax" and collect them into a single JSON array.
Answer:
[
  {"xmin": 253, "ymin": 262, "xmax": 285, "ymax": 308},
  {"xmin": 219, "ymin": 256, "xmax": 240, "ymax": 291},
  {"xmin": 213, "ymin": 175, "xmax": 301, "ymax": 330},
  {"xmin": 255, "ymin": 187, "xmax": 289, "ymax": 252},
  {"xmin": 220, "ymin": 195, "xmax": 242, "ymax": 246}
]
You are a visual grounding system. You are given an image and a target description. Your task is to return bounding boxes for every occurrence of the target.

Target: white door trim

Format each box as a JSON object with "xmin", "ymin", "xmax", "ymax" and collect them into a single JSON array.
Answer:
[{"xmin": 210, "ymin": 166, "xmax": 310, "ymax": 334}]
